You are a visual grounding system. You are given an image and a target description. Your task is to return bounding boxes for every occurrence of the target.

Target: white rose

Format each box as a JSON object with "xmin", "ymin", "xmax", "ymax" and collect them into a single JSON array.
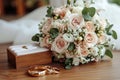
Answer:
[
  {"xmin": 63, "ymin": 33, "xmax": 74, "ymax": 42},
  {"xmin": 85, "ymin": 32, "xmax": 98, "ymax": 47},
  {"xmin": 51, "ymin": 34, "xmax": 69, "ymax": 53},
  {"xmin": 89, "ymin": 47, "xmax": 99, "ymax": 56}
]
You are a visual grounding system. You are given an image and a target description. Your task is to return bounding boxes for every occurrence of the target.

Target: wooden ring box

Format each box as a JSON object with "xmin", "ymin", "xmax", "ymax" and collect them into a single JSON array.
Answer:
[{"xmin": 7, "ymin": 44, "xmax": 52, "ymax": 69}]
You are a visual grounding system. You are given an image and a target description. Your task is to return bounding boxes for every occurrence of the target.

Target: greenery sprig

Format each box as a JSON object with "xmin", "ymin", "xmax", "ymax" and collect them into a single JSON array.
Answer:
[
  {"xmin": 82, "ymin": 7, "xmax": 96, "ymax": 21},
  {"xmin": 46, "ymin": 6, "xmax": 53, "ymax": 17}
]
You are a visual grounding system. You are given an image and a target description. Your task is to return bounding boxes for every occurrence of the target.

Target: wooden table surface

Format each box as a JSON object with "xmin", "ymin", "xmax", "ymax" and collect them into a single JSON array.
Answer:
[{"xmin": 0, "ymin": 43, "xmax": 120, "ymax": 80}]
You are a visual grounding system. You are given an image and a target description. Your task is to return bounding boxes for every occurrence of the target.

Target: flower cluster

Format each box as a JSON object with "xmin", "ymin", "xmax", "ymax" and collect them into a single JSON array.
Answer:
[{"xmin": 32, "ymin": 0, "xmax": 117, "ymax": 69}]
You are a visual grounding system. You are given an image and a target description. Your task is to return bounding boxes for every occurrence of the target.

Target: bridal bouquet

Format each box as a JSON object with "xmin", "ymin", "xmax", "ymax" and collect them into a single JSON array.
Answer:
[{"xmin": 32, "ymin": 0, "xmax": 117, "ymax": 69}]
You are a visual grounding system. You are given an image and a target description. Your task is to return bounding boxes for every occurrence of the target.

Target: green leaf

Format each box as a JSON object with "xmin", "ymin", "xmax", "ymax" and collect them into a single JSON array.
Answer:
[
  {"xmin": 46, "ymin": 6, "xmax": 53, "ymax": 17},
  {"xmin": 65, "ymin": 58, "xmax": 73, "ymax": 65},
  {"xmin": 74, "ymin": 0, "xmax": 77, "ymax": 3},
  {"xmin": 32, "ymin": 33, "xmax": 40, "ymax": 42},
  {"xmin": 65, "ymin": 65, "xmax": 72, "ymax": 69},
  {"xmin": 67, "ymin": 42, "xmax": 75, "ymax": 51},
  {"xmin": 82, "ymin": 7, "xmax": 96, "ymax": 21},
  {"xmin": 112, "ymin": 30, "xmax": 117, "ymax": 39},
  {"xmin": 105, "ymin": 24, "xmax": 113, "ymax": 35},
  {"xmin": 105, "ymin": 49, "xmax": 113, "ymax": 58},
  {"xmin": 65, "ymin": 58, "xmax": 73, "ymax": 69},
  {"xmin": 49, "ymin": 28, "xmax": 59, "ymax": 39},
  {"xmin": 89, "ymin": 7, "xmax": 96, "ymax": 17},
  {"xmin": 67, "ymin": 0, "xmax": 71, "ymax": 5}
]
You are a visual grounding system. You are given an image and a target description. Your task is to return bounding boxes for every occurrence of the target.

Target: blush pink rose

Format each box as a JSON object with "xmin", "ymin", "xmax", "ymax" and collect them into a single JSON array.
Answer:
[
  {"xmin": 40, "ymin": 35, "xmax": 51, "ymax": 48},
  {"xmin": 51, "ymin": 34, "xmax": 69, "ymax": 53},
  {"xmin": 69, "ymin": 14, "xmax": 84, "ymax": 30},
  {"xmin": 98, "ymin": 34, "xmax": 107, "ymax": 44},
  {"xmin": 85, "ymin": 32, "xmax": 98, "ymax": 47},
  {"xmin": 85, "ymin": 21, "xmax": 95, "ymax": 32},
  {"xmin": 53, "ymin": 7, "xmax": 67, "ymax": 19},
  {"xmin": 42, "ymin": 18, "xmax": 52, "ymax": 34},
  {"xmin": 81, "ymin": 48, "xmax": 89, "ymax": 57}
]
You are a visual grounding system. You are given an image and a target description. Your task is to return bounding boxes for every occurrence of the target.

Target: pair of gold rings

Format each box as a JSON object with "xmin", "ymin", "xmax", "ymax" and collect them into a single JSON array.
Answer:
[{"xmin": 28, "ymin": 66, "xmax": 60, "ymax": 77}]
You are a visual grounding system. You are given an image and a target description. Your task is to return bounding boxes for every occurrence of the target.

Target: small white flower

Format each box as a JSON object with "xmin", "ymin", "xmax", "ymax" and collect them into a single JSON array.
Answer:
[
  {"xmin": 63, "ymin": 33, "xmax": 74, "ymax": 42},
  {"xmin": 100, "ymin": 47, "xmax": 106, "ymax": 56},
  {"xmin": 78, "ymin": 37, "xmax": 83, "ymax": 41},
  {"xmin": 80, "ymin": 57, "xmax": 88, "ymax": 64},
  {"xmin": 72, "ymin": 6, "xmax": 83, "ymax": 14},
  {"xmin": 72, "ymin": 57, "xmax": 80, "ymax": 66},
  {"xmin": 89, "ymin": 47, "xmax": 99, "ymax": 56}
]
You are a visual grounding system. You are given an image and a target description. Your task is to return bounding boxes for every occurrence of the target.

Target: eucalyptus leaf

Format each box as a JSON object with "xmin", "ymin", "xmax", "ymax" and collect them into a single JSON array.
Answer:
[
  {"xmin": 67, "ymin": 42, "xmax": 75, "ymax": 51},
  {"xmin": 105, "ymin": 24, "xmax": 113, "ymax": 35},
  {"xmin": 112, "ymin": 30, "xmax": 117, "ymax": 39},
  {"xmin": 67, "ymin": 0, "xmax": 71, "ymax": 5},
  {"xmin": 32, "ymin": 33, "xmax": 40, "ymax": 42},
  {"xmin": 105, "ymin": 49, "xmax": 113, "ymax": 58},
  {"xmin": 74, "ymin": 0, "xmax": 76, "ymax": 3},
  {"xmin": 65, "ymin": 58, "xmax": 73, "ymax": 69},
  {"xmin": 65, "ymin": 65, "xmax": 72, "ymax": 69},
  {"xmin": 65, "ymin": 58, "xmax": 73, "ymax": 65},
  {"xmin": 82, "ymin": 7, "xmax": 96, "ymax": 21},
  {"xmin": 46, "ymin": 6, "xmax": 53, "ymax": 17},
  {"xmin": 49, "ymin": 28, "xmax": 59, "ymax": 39}
]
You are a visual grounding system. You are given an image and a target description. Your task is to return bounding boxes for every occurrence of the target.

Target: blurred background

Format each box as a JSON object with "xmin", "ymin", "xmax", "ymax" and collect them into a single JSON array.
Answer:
[
  {"xmin": 0, "ymin": 0, "xmax": 119, "ymax": 21},
  {"xmin": 0, "ymin": 0, "xmax": 49, "ymax": 20}
]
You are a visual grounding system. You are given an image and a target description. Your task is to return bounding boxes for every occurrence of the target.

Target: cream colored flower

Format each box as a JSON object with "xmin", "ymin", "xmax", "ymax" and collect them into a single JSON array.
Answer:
[
  {"xmin": 42, "ymin": 18, "xmax": 52, "ymax": 34},
  {"xmin": 85, "ymin": 21, "xmax": 95, "ymax": 32},
  {"xmin": 40, "ymin": 35, "xmax": 51, "ymax": 48},
  {"xmin": 99, "ymin": 19, "xmax": 107, "ymax": 29},
  {"xmin": 81, "ymin": 47, "xmax": 89, "ymax": 57},
  {"xmin": 53, "ymin": 7, "xmax": 67, "ymax": 19},
  {"xmin": 98, "ymin": 34, "xmax": 107, "ymax": 44},
  {"xmin": 71, "ymin": 6, "xmax": 83, "ymax": 14},
  {"xmin": 52, "ymin": 21, "xmax": 66, "ymax": 32},
  {"xmin": 68, "ymin": 14, "xmax": 84, "ymax": 30},
  {"xmin": 51, "ymin": 34, "xmax": 69, "ymax": 53},
  {"xmin": 89, "ymin": 47, "xmax": 99, "ymax": 56},
  {"xmin": 63, "ymin": 33, "xmax": 74, "ymax": 42},
  {"xmin": 85, "ymin": 32, "xmax": 98, "ymax": 47},
  {"xmin": 72, "ymin": 57, "xmax": 80, "ymax": 66}
]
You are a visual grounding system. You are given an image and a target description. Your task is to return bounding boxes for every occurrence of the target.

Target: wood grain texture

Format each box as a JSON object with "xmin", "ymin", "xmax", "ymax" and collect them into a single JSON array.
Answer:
[
  {"xmin": 0, "ymin": 43, "xmax": 120, "ymax": 80},
  {"xmin": 7, "ymin": 47, "xmax": 52, "ymax": 69}
]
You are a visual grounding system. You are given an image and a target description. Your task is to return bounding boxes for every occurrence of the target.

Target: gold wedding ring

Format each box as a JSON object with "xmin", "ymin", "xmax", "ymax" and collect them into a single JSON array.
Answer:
[
  {"xmin": 28, "ymin": 66, "xmax": 60, "ymax": 77},
  {"xmin": 28, "ymin": 66, "xmax": 46, "ymax": 77},
  {"xmin": 22, "ymin": 46, "xmax": 28, "ymax": 49}
]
